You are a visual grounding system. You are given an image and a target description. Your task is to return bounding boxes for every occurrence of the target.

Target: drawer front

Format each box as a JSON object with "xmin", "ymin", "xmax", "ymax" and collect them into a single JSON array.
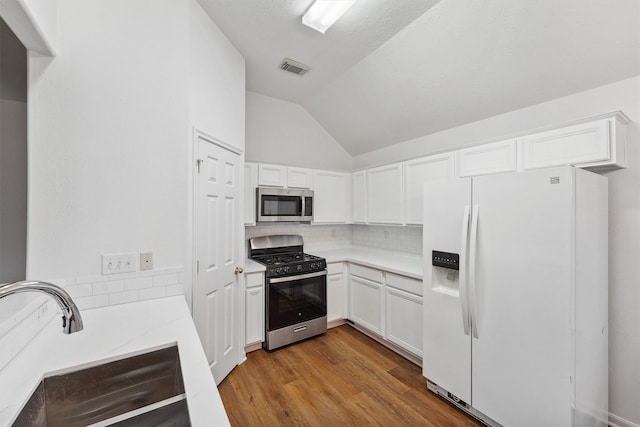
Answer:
[
  {"xmin": 245, "ymin": 272, "xmax": 264, "ymax": 288},
  {"xmin": 350, "ymin": 263, "xmax": 383, "ymax": 283},
  {"xmin": 327, "ymin": 262, "xmax": 344, "ymax": 275},
  {"xmin": 386, "ymin": 272, "xmax": 422, "ymax": 296}
]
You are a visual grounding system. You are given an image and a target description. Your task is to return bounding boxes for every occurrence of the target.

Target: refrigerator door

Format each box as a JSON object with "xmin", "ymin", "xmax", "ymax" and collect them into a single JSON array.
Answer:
[
  {"xmin": 470, "ymin": 167, "xmax": 573, "ymax": 426},
  {"xmin": 423, "ymin": 178, "xmax": 472, "ymax": 404}
]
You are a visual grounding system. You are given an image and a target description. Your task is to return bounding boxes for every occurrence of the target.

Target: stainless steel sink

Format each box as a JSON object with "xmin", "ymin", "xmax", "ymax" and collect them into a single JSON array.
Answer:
[{"xmin": 12, "ymin": 344, "xmax": 191, "ymax": 427}]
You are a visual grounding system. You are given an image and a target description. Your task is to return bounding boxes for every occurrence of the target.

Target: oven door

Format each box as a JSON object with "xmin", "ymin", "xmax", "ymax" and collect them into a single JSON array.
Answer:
[{"xmin": 266, "ymin": 270, "xmax": 327, "ymax": 331}]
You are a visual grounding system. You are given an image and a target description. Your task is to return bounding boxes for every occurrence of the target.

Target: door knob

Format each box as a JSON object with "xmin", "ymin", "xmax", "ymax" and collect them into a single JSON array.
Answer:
[{"xmin": 234, "ymin": 267, "xmax": 244, "ymax": 275}]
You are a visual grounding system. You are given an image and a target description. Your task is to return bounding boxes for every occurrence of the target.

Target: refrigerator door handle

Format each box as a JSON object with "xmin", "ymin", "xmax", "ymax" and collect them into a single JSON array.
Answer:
[
  {"xmin": 460, "ymin": 205, "xmax": 471, "ymax": 336},
  {"xmin": 469, "ymin": 204, "xmax": 480, "ymax": 339}
]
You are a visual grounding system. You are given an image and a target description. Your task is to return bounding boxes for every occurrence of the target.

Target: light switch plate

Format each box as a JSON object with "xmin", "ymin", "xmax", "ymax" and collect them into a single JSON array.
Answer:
[
  {"xmin": 140, "ymin": 252, "xmax": 153, "ymax": 271},
  {"xmin": 102, "ymin": 253, "xmax": 136, "ymax": 275}
]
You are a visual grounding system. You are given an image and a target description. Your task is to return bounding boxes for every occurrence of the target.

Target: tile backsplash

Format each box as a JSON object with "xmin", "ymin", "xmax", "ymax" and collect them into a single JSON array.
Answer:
[
  {"xmin": 0, "ymin": 267, "xmax": 184, "ymax": 372},
  {"xmin": 245, "ymin": 223, "xmax": 422, "ymax": 256},
  {"xmin": 2, "ymin": 223, "xmax": 422, "ymax": 373}
]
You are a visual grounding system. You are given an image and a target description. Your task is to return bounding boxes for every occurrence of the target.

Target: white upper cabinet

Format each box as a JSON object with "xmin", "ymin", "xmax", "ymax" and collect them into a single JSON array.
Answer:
[
  {"xmin": 404, "ymin": 153, "xmax": 455, "ymax": 225},
  {"xmin": 287, "ymin": 167, "xmax": 312, "ymax": 189},
  {"xmin": 257, "ymin": 164, "xmax": 313, "ymax": 188},
  {"xmin": 367, "ymin": 163, "xmax": 404, "ymax": 224},
  {"xmin": 457, "ymin": 139, "xmax": 517, "ymax": 177},
  {"xmin": 258, "ymin": 163, "xmax": 287, "ymax": 187},
  {"xmin": 352, "ymin": 171, "xmax": 367, "ymax": 224},
  {"xmin": 518, "ymin": 112, "xmax": 628, "ymax": 171},
  {"xmin": 312, "ymin": 170, "xmax": 349, "ymax": 223},
  {"xmin": 244, "ymin": 162, "xmax": 258, "ymax": 226}
]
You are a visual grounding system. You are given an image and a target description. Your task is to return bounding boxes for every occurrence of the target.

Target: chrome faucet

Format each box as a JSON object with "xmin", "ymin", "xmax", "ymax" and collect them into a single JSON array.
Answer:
[{"xmin": 0, "ymin": 281, "xmax": 83, "ymax": 334}]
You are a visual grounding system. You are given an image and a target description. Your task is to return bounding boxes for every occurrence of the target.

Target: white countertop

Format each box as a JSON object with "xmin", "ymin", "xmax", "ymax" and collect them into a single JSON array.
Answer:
[
  {"xmin": 243, "ymin": 258, "xmax": 266, "ymax": 274},
  {"xmin": 0, "ymin": 296, "xmax": 229, "ymax": 426},
  {"xmin": 313, "ymin": 247, "xmax": 423, "ymax": 279}
]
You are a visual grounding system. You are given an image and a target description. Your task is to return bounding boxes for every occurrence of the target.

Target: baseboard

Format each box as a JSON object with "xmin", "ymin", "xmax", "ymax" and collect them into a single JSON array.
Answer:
[
  {"xmin": 327, "ymin": 319, "xmax": 347, "ymax": 329},
  {"xmin": 244, "ymin": 342, "xmax": 263, "ymax": 354},
  {"xmin": 609, "ymin": 413, "xmax": 640, "ymax": 427},
  {"xmin": 347, "ymin": 321, "xmax": 422, "ymax": 367}
]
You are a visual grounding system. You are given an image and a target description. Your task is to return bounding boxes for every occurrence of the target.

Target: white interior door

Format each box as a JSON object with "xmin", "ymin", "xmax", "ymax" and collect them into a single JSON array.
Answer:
[
  {"xmin": 422, "ymin": 178, "xmax": 472, "ymax": 403},
  {"xmin": 471, "ymin": 167, "xmax": 573, "ymax": 426},
  {"xmin": 194, "ymin": 135, "xmax": 242, "ymax": 385}
]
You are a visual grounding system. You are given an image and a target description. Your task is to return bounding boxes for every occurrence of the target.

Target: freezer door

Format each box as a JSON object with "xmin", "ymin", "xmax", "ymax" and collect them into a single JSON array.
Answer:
[
  {"xmin": 423, "ymin": 178, "xmax": 472, "ymax": 404},
  {"xmin": 470, "ymin": 167, "xmax": 573, "ymax": 426}
]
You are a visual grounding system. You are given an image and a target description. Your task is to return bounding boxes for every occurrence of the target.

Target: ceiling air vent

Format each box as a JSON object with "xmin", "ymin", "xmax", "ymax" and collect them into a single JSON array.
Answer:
[{"xmin": 279, "ymin": 58, "xmax": 310, "ymax": 76}]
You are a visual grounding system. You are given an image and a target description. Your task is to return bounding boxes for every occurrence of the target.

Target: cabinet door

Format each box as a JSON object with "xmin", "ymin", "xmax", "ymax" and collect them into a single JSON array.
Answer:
[
  {"xmin": 244, "ymin": 163, "xmax": 258, "ymax": 226},
  {"xmin": 287, "ymin": 167, "xmax": 312, "ymax": 189},
  {"xmin": 385, "ymin": 286, "xmax": 422, "ymax": 357},
  {"xmin": 245, "ymin": 272, "xmax": 264, "ymax": 346},
  {"xmin": 349, "ymin": 275, "xmax": 384, "ymax": 336},
  {"xmin": 457, "ymin": 139, "xmax": 517, "ymax": 177},
  {"xmin": 245, "ymin": 285, "xmax": 264, "ymax": 346},
  {"xmin": 519, "ymin": 119, "xmax": 610, "ymax": 170},
  {"xmin": 258, "ymin": 163, "xmax": 287, "ymax": 187},
  {"xmin": 327, "ymin": 273, "xmax": 345, "ymax": 323},
  {"xmin": 367, "ymin": 163, "xmax": 404, "ymax": 224},
  {"xmin": 313, "ymin": 170, "xmax": 348, "ymax": 223},
  {"xmin": 404, "ymin": 154, "xmax": 454, "ymax": 225},
  {"xmin": 352, "ymin": 171, "xmax": 367, "ymax": 223}
]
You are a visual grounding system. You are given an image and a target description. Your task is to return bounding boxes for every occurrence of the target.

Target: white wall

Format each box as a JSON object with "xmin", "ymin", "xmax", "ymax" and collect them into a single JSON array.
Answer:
[
  {"xmin": 353, "ymin": 76, "xmax": 640, "ymax": 426},
  {"xmin": 246, "ymin": 91, "xmax": 352, "ymax": 171},
  {"xmin": 0, "ymin": 0, "xmax": 56, "ymax": 55},
  {"xmin": 27, "ymin": 0, "xmax": 190, "ymax": 279},
  {"xmin": 189, "ymin": 1, "xmax": 245, "ymax": 150}
]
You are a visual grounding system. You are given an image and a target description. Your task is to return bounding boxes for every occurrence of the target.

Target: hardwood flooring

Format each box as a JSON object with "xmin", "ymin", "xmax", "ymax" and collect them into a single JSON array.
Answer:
[{"xmin": 218, "ymin": 325, "xmax": 481, "ymax": 426}]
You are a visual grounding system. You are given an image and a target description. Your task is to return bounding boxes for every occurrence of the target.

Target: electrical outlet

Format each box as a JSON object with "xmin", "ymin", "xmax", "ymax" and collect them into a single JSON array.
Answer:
[
  {"xmin": 102, "ymin": 253, "xmax": 137, "ymax": 275},
  {"xmin": 140, "ymin": 252, "xmax": 153, "ymax": 271}
]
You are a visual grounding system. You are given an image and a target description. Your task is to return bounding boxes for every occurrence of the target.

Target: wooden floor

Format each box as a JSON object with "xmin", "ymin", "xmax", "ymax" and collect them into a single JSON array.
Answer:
[{"xmin": 218, "ymin": 325, "xmax": 481, "ymax": 426}]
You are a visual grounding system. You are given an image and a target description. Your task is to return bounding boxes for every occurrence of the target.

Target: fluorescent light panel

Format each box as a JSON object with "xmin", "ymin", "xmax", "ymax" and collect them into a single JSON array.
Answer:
[{"xmin": 302, "ymin": 0, "xmax": 358, "ymax": 34}]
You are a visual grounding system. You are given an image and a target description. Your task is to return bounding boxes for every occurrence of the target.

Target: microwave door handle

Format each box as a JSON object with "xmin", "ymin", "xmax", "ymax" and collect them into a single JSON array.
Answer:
[{"xmin": 268, "ymin": 270, "xmax": 327, "ymax": 284}]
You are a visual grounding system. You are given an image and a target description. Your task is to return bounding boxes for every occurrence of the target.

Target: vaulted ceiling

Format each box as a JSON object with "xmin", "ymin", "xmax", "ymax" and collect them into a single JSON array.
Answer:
[{"xmin": 199, "ymin": 0, "xmax": 640, "ymax": 156}]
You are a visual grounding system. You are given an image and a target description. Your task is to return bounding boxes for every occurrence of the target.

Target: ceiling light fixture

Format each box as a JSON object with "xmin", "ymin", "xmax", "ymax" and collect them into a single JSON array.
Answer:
[{"xmin": 302, "ymin": 0, "xmax": 358, "ymax": 34}]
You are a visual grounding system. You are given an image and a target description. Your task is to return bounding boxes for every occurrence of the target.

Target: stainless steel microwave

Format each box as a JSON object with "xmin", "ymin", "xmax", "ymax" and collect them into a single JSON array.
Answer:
[{"xmin": 256, "ymin": 187, "xmax": 313, "ymax": 222}]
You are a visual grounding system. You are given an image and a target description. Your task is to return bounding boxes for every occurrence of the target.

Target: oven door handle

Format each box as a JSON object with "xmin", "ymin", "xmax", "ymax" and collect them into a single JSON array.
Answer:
[{"xmin": 268, "ymin": 269, "xmax": 327, "ymax": 284}]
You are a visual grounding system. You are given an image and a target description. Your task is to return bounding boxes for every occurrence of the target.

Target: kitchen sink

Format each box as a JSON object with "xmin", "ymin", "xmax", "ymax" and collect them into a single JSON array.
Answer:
[{"xmin": 12, "ymin": 344, "xmax": 191, "ymax": 427}]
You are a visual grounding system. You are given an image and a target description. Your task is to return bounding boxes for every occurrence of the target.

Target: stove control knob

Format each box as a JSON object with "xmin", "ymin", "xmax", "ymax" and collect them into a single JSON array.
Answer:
[
  {"xmin": 297, "ymin": 265, "xmax": 303, "ymax": 272},
  {"xmin": 276, "ymin": 267, "xmax": 282, "ymax": 274},
  {"xmin": 283, "ymin": 266, "xmax": 290, "ymax": 274}
]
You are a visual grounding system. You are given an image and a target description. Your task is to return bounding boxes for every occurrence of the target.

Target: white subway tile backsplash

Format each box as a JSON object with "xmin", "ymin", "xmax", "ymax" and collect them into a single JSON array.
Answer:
[
  {"xmin": 93, "ymin": 280, "xmax": 124, "ymax": 295},
  {"xmin": 166, "ymin": 284, "xmax": 183, "ymax": 297},
  {"xmin": 140, "ymin": 286, "xmax": 167, "ymax": 300},
  {"xmin": 153, "ymin": 274, "xmax": 179, "ymax": 287},
  {"xmin": 75, "ymin": 294, "xmax": 109, "ymax": 310},
  {"xmin": 109, "ymin": 290, "xmax": 140, "ymax": 305},
  {"xmin": 65, "ymin": 283, "xmax": 93, "ymax": 298},
  {"xmin": 0, "ymin": 267, "xmax": 185, "ymax": 374},
  {"xmin": 124, "ymin": 277, "xmax": 153, "ymax": 290},
  {"xmin": 246, "ymin": 224, "xmax": 422, "ymax": 256}
]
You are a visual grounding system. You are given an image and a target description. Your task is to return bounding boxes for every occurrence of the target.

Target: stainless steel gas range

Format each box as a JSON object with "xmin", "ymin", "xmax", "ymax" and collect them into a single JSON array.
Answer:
[{"xmin": 248, "ymin": 235, "xmax": 327, "ymax": 351}]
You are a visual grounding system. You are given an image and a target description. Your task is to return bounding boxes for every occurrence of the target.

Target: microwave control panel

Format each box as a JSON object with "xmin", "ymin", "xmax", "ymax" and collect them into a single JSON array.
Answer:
[{"xmin": 432, "ymin": 250, "xmax": 459, "ymax": 270}]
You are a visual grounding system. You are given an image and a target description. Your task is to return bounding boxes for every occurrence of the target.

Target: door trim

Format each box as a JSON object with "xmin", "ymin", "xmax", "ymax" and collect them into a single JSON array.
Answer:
[{"xmin": 188, "ymin": 127, "xmax": 245, "ymax": 368}]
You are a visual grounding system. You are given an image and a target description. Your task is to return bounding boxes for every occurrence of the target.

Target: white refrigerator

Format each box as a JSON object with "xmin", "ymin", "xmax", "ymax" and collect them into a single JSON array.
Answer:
[{"xmin": 422, "ymin": 166, "xmax": 608, "ymax": 426}]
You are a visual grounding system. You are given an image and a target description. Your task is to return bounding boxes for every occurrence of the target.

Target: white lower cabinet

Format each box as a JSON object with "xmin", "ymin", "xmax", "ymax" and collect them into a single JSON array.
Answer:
[
  {"xmin": 348, "ymin": 263, "xmax": 423, "ymax": 360},
  {"xmin": 385, "ymin": 287, "xmax": 422, "ymax": 357},
  {"xmin": 327, "ymin": 270, "xmax": 345, "ymax": 324},
  {"xmin": 244, "ymin": 271, "xmax": 264, "ymax": 347},
  {"xmin": 349, "ymin": 275, "xmax": 384, "ymax": 336}
]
